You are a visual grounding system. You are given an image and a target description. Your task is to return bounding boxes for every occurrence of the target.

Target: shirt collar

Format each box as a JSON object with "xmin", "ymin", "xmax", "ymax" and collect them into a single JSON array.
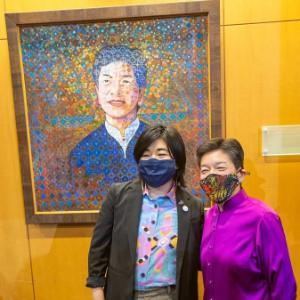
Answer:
[
  {"xmin": 104, "ymin": 118, "xmax": 140, "ymax": 154},
  {"xmin": 105, "ymin": 118, "xmax": 140, "ymax": 137},
  {"xmin": 142, "ymin": 182, "xmax": 177, "ymax": 204},
  {"xmin": 219, "ymin": 188, "xmax": 248, "ymax": 211}
]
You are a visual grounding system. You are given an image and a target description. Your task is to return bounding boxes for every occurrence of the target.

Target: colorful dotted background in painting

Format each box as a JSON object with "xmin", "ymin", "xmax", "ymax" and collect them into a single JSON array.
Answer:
[{"xmin": 20, "ymin": 16, "xmax": 209, "ymax": 212}]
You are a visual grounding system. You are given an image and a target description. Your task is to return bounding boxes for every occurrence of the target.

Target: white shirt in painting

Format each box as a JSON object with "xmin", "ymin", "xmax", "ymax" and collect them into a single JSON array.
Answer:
[{"xmin": 105, "ymin": 118, "xmax": 140, "ymax": 158}]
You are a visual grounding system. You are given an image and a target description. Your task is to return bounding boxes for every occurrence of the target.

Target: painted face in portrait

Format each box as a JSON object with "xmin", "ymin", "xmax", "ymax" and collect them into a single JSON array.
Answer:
[{"xmin": 96, "ymin": 61, "xmax": 145, "ymax": 123}]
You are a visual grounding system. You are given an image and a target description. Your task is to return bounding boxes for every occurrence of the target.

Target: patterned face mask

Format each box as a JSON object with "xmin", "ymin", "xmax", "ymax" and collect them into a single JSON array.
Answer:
[{"xmin": 199, "ymin": 173, "xmax": 240, "ymax": 204}]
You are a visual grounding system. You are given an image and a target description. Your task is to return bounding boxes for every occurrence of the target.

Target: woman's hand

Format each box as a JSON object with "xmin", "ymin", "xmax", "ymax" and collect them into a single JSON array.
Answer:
[{"xmin": 92, "ymin": 287, "xmax": 105, "ymax": 300}]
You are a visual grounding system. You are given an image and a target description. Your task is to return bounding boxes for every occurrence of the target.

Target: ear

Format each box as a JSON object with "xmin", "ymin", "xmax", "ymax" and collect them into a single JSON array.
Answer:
[
  {"xmin": 237, "ymin": 168, "xmax": 246, "ymax": 183},
  {"xmin": 137, "ymin": 88, "xmax": 145, "ymax": 108},
  {"xmin": 95, "ymin": 83, "xmax": 101, "ymax": 106}
]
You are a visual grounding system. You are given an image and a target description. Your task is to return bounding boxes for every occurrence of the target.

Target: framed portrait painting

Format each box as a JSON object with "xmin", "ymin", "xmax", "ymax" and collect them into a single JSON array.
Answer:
[{"xmin": 5, "ymin": 0, "xmax": 221, "ymax": 223}]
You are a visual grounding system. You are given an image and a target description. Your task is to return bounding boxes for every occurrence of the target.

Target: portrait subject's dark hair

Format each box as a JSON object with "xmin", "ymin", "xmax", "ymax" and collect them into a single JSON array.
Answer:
[
  {"xmin": 196, "ymin": 138, "xmax": 244, "ymax": 170},
  {"xmin": 134, "ymin": 125, "xmax": 186, "ymax": 187},
  {"xmin": 93, "ymin": 45, "xmax": 147, "ymax": 89}
]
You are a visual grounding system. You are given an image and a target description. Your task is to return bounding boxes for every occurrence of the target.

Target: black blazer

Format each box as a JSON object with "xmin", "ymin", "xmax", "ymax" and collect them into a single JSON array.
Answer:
[{"xmin": 87, "ymin": 180, "xmax": 204, "ymax": 300}]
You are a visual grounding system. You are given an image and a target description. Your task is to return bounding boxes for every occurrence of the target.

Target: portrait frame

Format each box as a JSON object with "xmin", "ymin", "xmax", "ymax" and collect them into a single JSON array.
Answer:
[{"xmin": 5, "ymin": 0, "xmax": 221, "ymax": 224}]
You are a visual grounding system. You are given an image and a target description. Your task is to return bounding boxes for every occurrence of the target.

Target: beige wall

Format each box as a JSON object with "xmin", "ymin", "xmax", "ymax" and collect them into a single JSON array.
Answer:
[{"xmin": 0, "ymin": 0, "xmax": 299, "ymax": 299}]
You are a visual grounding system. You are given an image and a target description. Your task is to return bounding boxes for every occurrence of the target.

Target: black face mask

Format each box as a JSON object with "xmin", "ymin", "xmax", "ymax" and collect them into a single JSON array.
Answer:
[{"xmin": 138, "ymin": 158, "xmax": 176, "ymax": 188}]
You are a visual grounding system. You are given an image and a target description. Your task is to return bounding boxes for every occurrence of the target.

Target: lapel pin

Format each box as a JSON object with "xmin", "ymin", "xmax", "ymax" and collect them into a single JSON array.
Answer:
[{"xmin": 182, "ymin": 205, "xmax": 189, "ymax": 212}]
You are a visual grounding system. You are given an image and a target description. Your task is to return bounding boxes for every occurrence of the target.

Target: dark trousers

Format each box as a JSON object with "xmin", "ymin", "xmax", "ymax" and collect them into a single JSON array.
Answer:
[{"xmin": 134, "ymin": 286, "xmax": 176, "ymax": 300}]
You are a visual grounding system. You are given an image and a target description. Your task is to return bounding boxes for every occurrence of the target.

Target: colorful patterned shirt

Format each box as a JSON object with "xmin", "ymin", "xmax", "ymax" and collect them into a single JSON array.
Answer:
[{"xmin": 135, "ymin": 185, "xmax": 178, "ymax": 290}]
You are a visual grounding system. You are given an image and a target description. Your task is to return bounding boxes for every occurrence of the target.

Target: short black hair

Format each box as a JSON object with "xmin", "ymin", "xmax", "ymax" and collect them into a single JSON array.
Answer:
[
  {"xmin": 196, "ymin": 138, "xmax": 244, "ymax": 170},
  {"xmin": 93, "ymin": 45, "xmax": 147, "ymax": 88},
  {"xmin": 134, "ymin": 125, "xmax": 186, "ymax": 187}
]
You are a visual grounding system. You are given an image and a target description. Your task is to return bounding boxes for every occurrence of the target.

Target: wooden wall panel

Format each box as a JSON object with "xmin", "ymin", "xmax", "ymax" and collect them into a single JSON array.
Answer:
[
  {"xmin": 224, "ymin": 20, "xmax": 300, "ymax": 283},
  {"xmin": 0, "ymin": 40, "xmax": 34, "ymax": 300},
  {"xmin": 28, "ymin": 225, "xmax": 93, "ymax": 300},
  {"xmin": 0, "ymin": 0, "xmax": 5, "ymax": 39},
  {"xmin": 5, "ymin": 0, "xmax": 202, "ymax": 13},
  {"xmin": 223, "ymin": 0, "xmax": 300, "ymax": 25}
]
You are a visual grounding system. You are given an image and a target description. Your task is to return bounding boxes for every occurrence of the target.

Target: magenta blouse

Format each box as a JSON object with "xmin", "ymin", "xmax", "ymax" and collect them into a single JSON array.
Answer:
[{"xmin": 200, "ymin": 189, "xmax": 296, "ymax": 300}]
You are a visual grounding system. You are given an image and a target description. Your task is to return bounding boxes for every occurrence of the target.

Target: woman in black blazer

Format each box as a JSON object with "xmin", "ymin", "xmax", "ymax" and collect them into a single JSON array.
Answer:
[{"xmin": 86, "ymin": 125, "xmax": 204, "ymax": 300}]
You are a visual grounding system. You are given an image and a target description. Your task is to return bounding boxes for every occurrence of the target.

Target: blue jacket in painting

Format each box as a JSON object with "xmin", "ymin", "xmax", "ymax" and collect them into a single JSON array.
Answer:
[{"xmin": 69, "ymin": 121, "xmax": 147, "ymax": 201}]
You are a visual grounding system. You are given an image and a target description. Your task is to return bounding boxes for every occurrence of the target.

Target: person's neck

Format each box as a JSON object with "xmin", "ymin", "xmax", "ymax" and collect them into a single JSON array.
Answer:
[
  {"xmin": 106, "ymin": 114, "xmax": 137, "ymax": 136},
  {"xmin": 217, "ymin": 185, "xmax": 241, "ymax": 212},
  {"xmin": 148, "ymin": 180, "xmax": 174, "ymax": 199}
]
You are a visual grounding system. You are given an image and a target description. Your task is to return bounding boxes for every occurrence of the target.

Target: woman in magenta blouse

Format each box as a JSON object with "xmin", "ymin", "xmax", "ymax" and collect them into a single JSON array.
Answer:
[{"xmin": 196, "ymin": 138, "xmax": 296, "ymax": 300}]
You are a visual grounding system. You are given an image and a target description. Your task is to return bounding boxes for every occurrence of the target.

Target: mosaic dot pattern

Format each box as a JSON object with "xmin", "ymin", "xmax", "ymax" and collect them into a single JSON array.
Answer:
[{"xmin": 20, "ymin": 16, "xmax": 209, "ymax": 212}]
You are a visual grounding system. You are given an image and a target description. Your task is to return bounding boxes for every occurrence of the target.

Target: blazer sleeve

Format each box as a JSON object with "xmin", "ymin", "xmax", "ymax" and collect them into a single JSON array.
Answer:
[{"xmin": 86, "ymin": 185, "xmax": 117, "ymax": 288}]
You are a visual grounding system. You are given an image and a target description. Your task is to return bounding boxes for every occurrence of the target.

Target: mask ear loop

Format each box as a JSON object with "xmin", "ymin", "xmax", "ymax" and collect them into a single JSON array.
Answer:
[
  {"xmin": 236, "ymin": 169, "xmax": 250, "ymax": 185},
  {"xmin": 236, "ymin": 168, "xmax": 250, "ymax": 175}
]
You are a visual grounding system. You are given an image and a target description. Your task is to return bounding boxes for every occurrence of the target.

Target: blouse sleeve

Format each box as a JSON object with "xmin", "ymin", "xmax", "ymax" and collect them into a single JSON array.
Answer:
[{"xmin": 256, "ymin": 211, "xmax": 297, "ymax": 300}]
